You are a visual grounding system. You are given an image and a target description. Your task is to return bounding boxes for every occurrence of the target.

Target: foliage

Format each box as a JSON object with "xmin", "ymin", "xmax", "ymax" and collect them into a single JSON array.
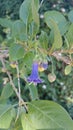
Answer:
[
  {"xmin": 0, "ymin": 0, "xmax": 24, "ymax": 19},
  {"xmin": 0, "ymin": 0, "xmax": 73, "ymax": 130}
]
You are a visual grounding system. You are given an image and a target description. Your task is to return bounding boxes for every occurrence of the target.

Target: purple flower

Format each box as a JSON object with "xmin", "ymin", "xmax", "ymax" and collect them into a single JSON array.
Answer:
[
  {"xmin": 38, "ymin": 62, "xmax": 48, "ymax": 72},
  {"xmin": 41, "ymin": 63, "xmax": 48, "ymax": 70},
  {"xmin": 27, "ymin": 62, "xmax": 42, "ymax": 84}
]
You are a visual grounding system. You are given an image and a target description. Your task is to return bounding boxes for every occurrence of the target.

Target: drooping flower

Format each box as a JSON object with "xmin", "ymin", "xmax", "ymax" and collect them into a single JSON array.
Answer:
[
  {"xmin": 27, "ymin": 62, "xmax": 42, "ymax": 84},
  {"xmin": 38, "ymin": 62, "xmax": 48, "ymax": 72}
]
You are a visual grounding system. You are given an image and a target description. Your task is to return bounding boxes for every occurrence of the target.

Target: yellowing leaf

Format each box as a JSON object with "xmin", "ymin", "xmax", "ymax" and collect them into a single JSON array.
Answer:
[
  {"xmin": 65, "ymin": 65, "xmax": 72, "ymax": 75},
  {"xmin": 48, "ymin": 73, "xmax": 56, "ymax": 82},
  {"xmin": 10, "ymin": 62, "xmax": 17, "ymax": 68}
]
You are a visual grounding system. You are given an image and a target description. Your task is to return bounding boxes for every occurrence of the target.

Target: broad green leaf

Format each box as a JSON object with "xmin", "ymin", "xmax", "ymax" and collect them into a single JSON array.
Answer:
[
  {"xmin": 1, "ymin": 83, "xmax": 13, "ymax": 99},
  {"xmin": 19, "ymin": 0, "xmax": 32, "ymax": 25},
  {"xmin": 44, "ymin": 10, "xmax": 69, "ymax": 35},
  {"xmin": 28, "ymin": 84, "xmax": 39, "ymax": 100},
  {"xmin": 12, "ymin": 20, "xmax": 28, "ymax": 41},
  {"xmin": 39, "ymin": 31, "xmax": 49, "ymax": 49},
  {"xmin": 23, "ymin": 51, "xmax": 35, "ymax": 68},
  {"xmin": 31, "ymin": 0, "xmax": 39, "ymax": 26},
  {"xmin": 0, "ymin": 18, "xmax": 13, "ymax": 28},
  {"xmin": 29, "ymin": 21, "xmax": 39, "ymax": 39},
  {"xmin": 12, "ymin": 118, "xmax": 23, "ymax": 130},
  {"xmin": 52, "ymin": 20, "xmax": 62, "ymax": 49},
  {"xmin": 0, "ymin": 96, "xmax": 7, "ymax": 104},
  {"xmin": 9, "ymin": 44, "xmax": 24, "ymax": 61},
  {"xmin": 68, "ymin": 10, "xmax": 73, "ymax": 23},
  {"xmin": 36, "ymin": 129, "xmax": 64, "ymax": 130},
  {"xmin": 64, "ymin": 65, "xmax": 72, "ymax": 75},
  {"xmin": 21, "ymin": 100, "xmax": 73, "ymax": 130},
  {"xmin": 48, "ymin": 29, "xmax": 54, "ymax": 45},
  {"xmin": 66, "ymin": 23, "xmax": 73, "ymax": 48},
  {"xmin": 0, "ymin": 104, "xmax": 15, "ymax": 129},
  {"xmin": 49, "ymin": 20, "xmax": 62, "ymax": 53},
  {"xmin": 11, "ymin": 107, "xmax": 16, "ymax": 119}
]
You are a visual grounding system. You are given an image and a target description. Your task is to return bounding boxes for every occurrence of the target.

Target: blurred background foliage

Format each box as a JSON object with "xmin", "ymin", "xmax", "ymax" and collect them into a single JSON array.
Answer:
[{"xmin": 0, "ymin": 0, "xmax": 73, "ymax": 119}]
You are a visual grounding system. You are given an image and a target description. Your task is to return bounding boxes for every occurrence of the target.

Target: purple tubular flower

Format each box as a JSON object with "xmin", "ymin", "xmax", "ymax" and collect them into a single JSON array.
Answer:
[{"xmin": 27, "ymin": 62, "xmax": 42, "ymax": 84}]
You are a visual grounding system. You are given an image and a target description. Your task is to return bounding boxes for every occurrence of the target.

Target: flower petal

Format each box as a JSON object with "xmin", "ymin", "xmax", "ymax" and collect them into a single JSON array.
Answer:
[{"xmin": 27, "ymin": 62, "xmax": 42, "ymax": 84}]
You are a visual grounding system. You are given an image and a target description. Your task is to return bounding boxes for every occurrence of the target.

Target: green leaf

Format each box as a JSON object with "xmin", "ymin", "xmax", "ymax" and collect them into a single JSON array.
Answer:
[
  {"xmin": 9, "ymin": 43, "xmax": 24, "ymax": 61},
  {"xmin": 12, "ymin": 20, "xmax": 28, "ymax": 41},
  {"xmin": 11, "ymin": 107, "xmax": 16, "ymax": 119},
  {"xmin": 64, "ymin": 65, "xmax": 72, "ymax": 75},
  {"xmin": 28, "ymin": 84, "xmax": 39, "ymax": 100},
  {"xmin": 1, "ymin": 83, "xmax": 13, "ymax": 99},
  {"xmin": 19, "ymin": 0, "xmax": 32, "ymax": 25},
  {"xmin": 0, "ymin": 104, "xmax": 15, "ymax": 129},
  {"xmin": 21, "ymin": 100, "xmax": 73, "ymax": 130},
  {"xmin": 66, "ymin": 23, "xmax": 73, "ymax": 48},
  {"xmin": 44, "ymin": 10, "xmax": 69, "ymax": 35},
  {"xmin": 23, "ymin": 51, "xmax": 34, "ymax": 68},
  {"xmin": 39, "ymin": 31, "xmax": 49, "ymax": 49},
  {"xmin": 0, "ymin": 18, "xmax": 13, "ymax": 28},
  {"xmin": 12, "ymin": 118, "xmax": 23, "ymax": 130},
  {"xmin": 0, "ymin": 97, "xmax": 7, "ymax": 104},
  {"xmin": 29, "ymin": 21, "xmax": 39, "ymax": 39},
  {"xmin": 36, "ymin": 129, "xmax": 64, "ymax": 130},
  {"xmin": 49, "ymin": 20, "xmax": 62, "ymax": 53},
  {"xmin": 68, "ymin": 10, "xmax": 73, "ymax": 23},
  {"xmin": 48, "ymin": 29, "xmax": 54, "ymax": 45},
  {"xmin": 31, "ymin": 0, "xmax": 39, "ymax": 26}
]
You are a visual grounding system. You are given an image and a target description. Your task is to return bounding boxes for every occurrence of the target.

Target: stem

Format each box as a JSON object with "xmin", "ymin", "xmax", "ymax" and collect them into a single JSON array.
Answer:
[
  {"xmin": 50, "ymin": 57, "xmax": 54, "ymax": 74},
  {"xmin": 64, "ymin": 36, "xmax": 69, "ymax": 49},
  {"xmin": 16, "ymin": 61, "xmax": 21, "ymax": 104},
  {"xmin": 0, "ymin": 58, "xmax": 28, "ymax": 111},
  {"xmin": 39, "ymin": 0, "xmax": 44, "ymax": 9},
  {"xmin": 0, "ymin": 47, "xmax": 72, "ymax": 66}
]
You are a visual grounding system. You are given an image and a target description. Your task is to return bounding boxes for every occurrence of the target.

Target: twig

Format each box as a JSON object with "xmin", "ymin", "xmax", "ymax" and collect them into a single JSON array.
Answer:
[
  {"xmin": 38, "ymin": 47, "xmax": 72, "ymax": 65},
  {"xmin": 0, "ymin": 58, "xmax": 28, "ymax": 111},
  {"xmin": 0, "ymin": 47, "xmax": 73, "ymax": 66},
  {"xmin": 52, "ymin": 51, "xmax": 71, "ymax": 65},
  {"xmin": 16, "ymin": 61, "xmax": 21, "ymax": 105},
  {"xmin": 0, "ymin": 49, "xmax": 9, "ymax": 58}
]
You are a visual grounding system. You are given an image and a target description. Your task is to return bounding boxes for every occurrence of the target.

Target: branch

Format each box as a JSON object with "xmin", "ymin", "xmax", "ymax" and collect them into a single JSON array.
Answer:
[
  {"xmin": 16, "ymin": 61, "xmax": 21, "ymax": 105},
  {"xmin": 0, "ymin": 47, "xmax": 72, "ymax": 65},
  {"xmin": 52, "ymin": 51, "xmax": 71, "ymax": 65},
  {"xmin": 0, "ymin": 58, "xmax": 28, "ymax": 111},
  {"xmin": 0, "ymin": 49, "xmax": 9, "ymax": 58},
  {"xmin": 38, "ymin": 47, "xmax": 72, "ymax": 65}
]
